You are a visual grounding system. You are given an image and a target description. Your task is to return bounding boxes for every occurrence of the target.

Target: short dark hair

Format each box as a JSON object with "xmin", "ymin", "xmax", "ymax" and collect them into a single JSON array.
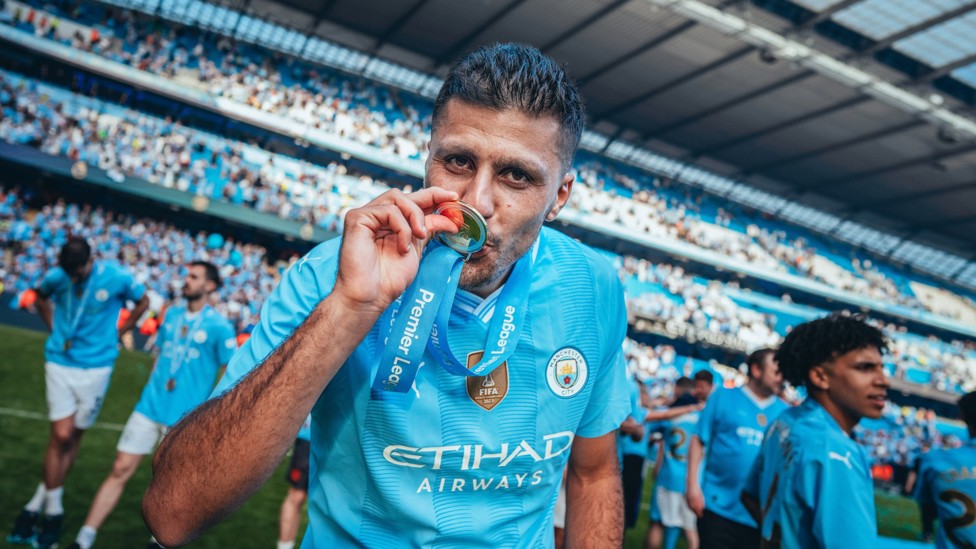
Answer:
[
  {"xmin": 59, "ymin": 237, "xmax": 91, "ymax": 274},
  {"xmin": 433, "ymin": 43, "xmax": 585, "ymax": 170},
  {"xmin": 959, "ymin": 391, "xmax": 976, "ymax": 432},
  {"xmin": 775, "ymin": 313, "xmax": 888, "ymax": 388},
  {"xmin": 746, "ymin": 348, "xmax": 776, "ymax": 378},
  {"xmin": 190, "ymin": 260, "xmax": 221, "ymax": 290},
  {"xmin": 693, "ymin": 370, "xmax": 714, "ymax": 385},
  {"xmin": 675, "ymin": 376, "xmax": 694, "ymax": 392}
]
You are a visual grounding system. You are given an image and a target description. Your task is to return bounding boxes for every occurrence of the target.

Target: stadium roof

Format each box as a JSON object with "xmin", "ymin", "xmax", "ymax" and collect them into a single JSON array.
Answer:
[{"xmin": 131, "ymin": 0, "xmax": 976, "ymax": 285}]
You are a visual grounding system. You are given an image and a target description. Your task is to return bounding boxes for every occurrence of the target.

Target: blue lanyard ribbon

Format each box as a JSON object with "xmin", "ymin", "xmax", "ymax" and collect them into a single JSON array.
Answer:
[{"xmin": 371, "ymin": 242, "xmax": 531, "ymax": 400}]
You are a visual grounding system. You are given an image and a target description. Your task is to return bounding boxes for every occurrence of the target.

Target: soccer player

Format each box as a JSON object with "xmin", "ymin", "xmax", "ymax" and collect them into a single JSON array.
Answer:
[
  {"xmin": 648, "ymin": 377, "xmax": 701, "ymax": 549},
  {"xmin": 741, "ymin": 313, "xmax": 889, "ymax": 548},
  {"xmin": 277, "ymin": 415, "xmax": 312, "ymax": 549},
  {"xmin": 8, "ymin": 237, "xmax": 148, "ymax": 548},
  {"xmin": 144, "ymin": 43, "xmax": 632, "ymax": 548},
  {"xmin": 685, "ymin": 348, "xmax": 787, "ymax": 549},
  {"xmin": 65, "ymin": 261, "xmax": 235, "ymax": 549},
  {"xmin": 915, "ymin": 391, "xmax": 976, "ymax": 549},
  {"xmin": 692, "ymin": 370, "xmax": 714, "ymax": 402},
  {"xmin": 620, "ymin": 378, "xmax": 648, "ymax": 530}
]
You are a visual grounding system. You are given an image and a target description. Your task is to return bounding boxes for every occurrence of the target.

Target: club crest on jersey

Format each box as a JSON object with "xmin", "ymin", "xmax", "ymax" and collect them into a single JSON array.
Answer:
[
  {"xmin": 193, "ymin": 330, "xmax": 208, "ymax": 344},
  {"xmin": 546, "ymin": 347, "xmax": 588, "ymax": 398},
  {"xmin": 466, "ymin": 351, "xmax": 508, "ymax": 411},
  {"xmin": 95, "ymin": 289, "xmax": 109, "ymax": 302}
]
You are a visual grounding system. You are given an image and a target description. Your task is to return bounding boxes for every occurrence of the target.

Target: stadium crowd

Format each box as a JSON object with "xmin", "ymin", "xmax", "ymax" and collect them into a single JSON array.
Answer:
[{"xmin": 3, "ymin": 0, "xmax": 975, "ymax": 326}]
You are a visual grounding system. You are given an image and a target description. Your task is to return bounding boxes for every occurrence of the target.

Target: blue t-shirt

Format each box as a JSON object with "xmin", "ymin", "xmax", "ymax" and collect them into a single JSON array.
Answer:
[
  {"xmin": 657, "ymin": 410, "xmax": 701, "ymax": 493},
  {"xmin": 915, "ymin": 439, "xmax": 976, "ymax": 549},
  {"xmin": 38, "ymin": 260, "xmax": 145, "ymax": 368},
  {"xmin": 619, "ymin": 381, "xmax": 649, "ymax": 458},
  {"xmin": 696, "ymin": 385, "xmax": 788, "ymax": 526},
  {"xmin": 743, "ymin": 398, "xmax": 877, "ymax": 548},
  {"xmin": 213, "ymin": 228, "xmax": 631, "ymax": 548},
  {"xmin": 135, "ymin": 305, "xmax": 236, "ymax": 427}
]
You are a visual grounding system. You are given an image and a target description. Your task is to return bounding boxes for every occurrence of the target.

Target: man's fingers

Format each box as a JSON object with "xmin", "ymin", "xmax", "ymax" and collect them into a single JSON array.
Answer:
[{"xmin": 408, "ymin": 186, "xmax": 459, "ymax": 210}]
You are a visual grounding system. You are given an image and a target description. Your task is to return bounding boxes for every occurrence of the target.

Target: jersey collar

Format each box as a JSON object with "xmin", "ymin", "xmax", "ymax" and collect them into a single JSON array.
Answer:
[{"xmin": 454, "ymin": 235, "xmax": 540, "ymax": 322}]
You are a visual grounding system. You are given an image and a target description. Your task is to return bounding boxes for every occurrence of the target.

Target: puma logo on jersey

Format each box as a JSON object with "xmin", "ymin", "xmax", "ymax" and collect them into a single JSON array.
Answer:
[{"xmin": 828, "ymin": 451, "xmax": 853, "ymax": 469}]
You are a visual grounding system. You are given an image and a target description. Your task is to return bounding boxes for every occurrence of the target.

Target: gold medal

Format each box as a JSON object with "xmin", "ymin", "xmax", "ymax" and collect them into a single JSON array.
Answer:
[
  {"xmin": 434, "ymin": 202, "xmax": 487, "ymax": 259},
  {"xmin": 167, "ymin": 378, "xmax": 176, "ymax": 391},
  {"xmin": 63, "ymin": 340, "xmax": 72, "ymax": 351}
]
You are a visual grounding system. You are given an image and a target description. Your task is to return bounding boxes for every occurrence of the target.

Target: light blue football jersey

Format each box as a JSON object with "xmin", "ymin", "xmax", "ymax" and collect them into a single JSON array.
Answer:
[
  {"xmin": 213, "ymin": 228, "xmax": 631, "ymax": 548},
  {"xmin": 696, "ymin": 385, "xmax": 788, "ymax": 526},
  {"xmin": 743, "ymin": 398, "xmax": 877, "ymax": 548},
  {"xmin": 915, "ymin": 439, "xmax": 976, "ymax": 549},
  {"xmin": 135, "ymin": 305, "xmax": 236, "ymax": 427},
  {"xmin": 38, "ymin": 260, "xmax": 145, "ymax": 368},
  {"xmin": 619, "ymin": 381, "xmax": 649, "ymax": 458},
  {"xmin": 298, "ymin": 414, "xmax": 312, "ymax": 442},
  {"xmin": 657, "ymin": 410, "xmax": 701, "ymax": 493}
]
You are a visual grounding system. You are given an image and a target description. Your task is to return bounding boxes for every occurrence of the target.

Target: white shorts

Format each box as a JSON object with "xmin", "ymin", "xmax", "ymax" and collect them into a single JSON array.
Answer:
[
  {"xmin": 45, "ymin": 362, "xmax": 113, "ymax": 429},
  {"xmin": 116, "ymin": 411, "xmax": 168, "ymax": 455},
  {"xmin": 656, "ymin": 485, "xmax": 696, "ymax": 530},
  {"xmin": 553, "ymin": 481, "xmax": 567, "ymax": 529}
]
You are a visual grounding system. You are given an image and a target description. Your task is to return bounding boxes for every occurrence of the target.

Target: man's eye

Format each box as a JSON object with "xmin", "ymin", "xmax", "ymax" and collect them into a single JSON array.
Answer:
[{"xmin": 446, "ymin": 156, "xmax": 470, "ymax": 169}]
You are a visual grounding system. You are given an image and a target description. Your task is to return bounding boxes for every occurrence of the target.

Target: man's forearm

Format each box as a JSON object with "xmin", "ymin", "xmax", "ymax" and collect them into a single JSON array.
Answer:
[
  {"xmin": 120, "ymin": 296, "xmax": 150, "ymax": 334},
  {"xmin": 564, "ymin": 459, "xmax": 623, "ymax": 548},
  {"xmin": 36, "ymin": 297, "xmax": 53, "ymax": 331},
  {"xmin": 687, "ymin": 436, "xmax": 703, "ymax": 491},
  {"xmin": 143, "ymin": 295, "xmax": 376, "ymax": 547}
]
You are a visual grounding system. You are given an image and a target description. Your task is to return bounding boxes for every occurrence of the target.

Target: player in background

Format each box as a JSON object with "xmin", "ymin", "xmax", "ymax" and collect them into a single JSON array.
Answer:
[
  {"xmin": 277, "ymin": 415, "xmax": 313, "ymax": 549},
  {"xmin": 620, "ymin": 378, "xmax": 648, "ymax": 532},
  {"xmin": 8, "ymin": 237, "xmax": 148, "ymax": 548},
  {"xmin": 742, "ymin": 313, "xmax": 889, "ymax": 548},
  {"xmin": 66, "ymin": 261, "xmax": 235, "ymax": 549},
  {"xmin": 686, "ymin": 349, "xmax": 787, "ymax": 549},
  {"xmin": 646, "ymin": 377, "xmax": 701, "ymax": 549},
  {"xmin": 915, "ymin": 391, "xmax": 976, "ymax": 549},
  {"xmin": 692, "ymin": 370, "xmax": 714, "ymax": 402}
]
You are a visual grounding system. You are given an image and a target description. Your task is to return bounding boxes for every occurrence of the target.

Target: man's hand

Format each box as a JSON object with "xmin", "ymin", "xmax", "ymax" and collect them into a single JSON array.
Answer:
[
  {"xmin": 686, "ymin": 480, "xmax": 706, "ymax": 518},
  {"xmin": 332, "ymin": 187, "xmax": 459, "ymax": 317}
]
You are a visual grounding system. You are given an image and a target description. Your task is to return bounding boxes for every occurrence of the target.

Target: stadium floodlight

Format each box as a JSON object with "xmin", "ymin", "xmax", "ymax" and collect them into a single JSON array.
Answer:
[{"xmin": 645, "ymin": 0, "xmax": 976, "ymax": 142}]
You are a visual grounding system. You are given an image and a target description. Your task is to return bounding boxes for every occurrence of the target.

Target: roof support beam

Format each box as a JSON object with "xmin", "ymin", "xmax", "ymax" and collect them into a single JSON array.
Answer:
[
  {"xmin": 428, "ymin": 0, "xmax": 530, "ymax": 70},
  {"xmin": 592, "ymin": 46, "xmax": 754, "ymax": 122},
  {"xmin": 914, "ymin": 51, "xmax": 976, "ymax": 84},
  {"xmin": 855, "ymin": 3, "xmax": 976, "ymax": 59},
  {"xmin": 642, "ymin": 71, "xmax": 816, "ymax": 140},
  {"xmin": 795, "ymin": 0, "xmax": 860, "ymax": 30},
  {"xmin": 687, "ymin": 95, "xmax": 871, "ymax": 159},
  {"xmin": 847, "ymin": 180, "xmax": 976, "ymax": 210},
  {"xmin": 951, "ymin": 254, "xmax": 976, "ymax": 279},
  {"xmin": 368, "ymin": 0, "xmax": 432, "ymax": 55},
  {"xmin": 736, "ymin": 119, "xmax": 925, "ymax": 175},
  {"xmin": 813, "ymin": 143, "xmax": 976, "ymax": 191},
  {"xmin": 577, "ymin": 20, "xmax": 698, "ymax": 85},
  {"xmin": 540, "ymin": 0, "xmax": 630, "ymax": 53}
]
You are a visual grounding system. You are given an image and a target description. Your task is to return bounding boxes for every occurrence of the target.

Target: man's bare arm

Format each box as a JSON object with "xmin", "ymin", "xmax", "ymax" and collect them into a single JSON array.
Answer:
[
  {"xmin": 120, "ymin": 293, "xmax": 150, "ymax": 335},
  {"xmin": 686, "ymin": 435, "xmax": 706, "ymax": 518},
  {"xmin": 35, "ymin": 294, "xmax": 53, "ymax": 331},
  {"xmin": 564, "ymin": 432, "xmax": 623, "ymax": 548},
  {"xmin": 142, "ymin": 188, "xmax": 459, "ymax": 547}
]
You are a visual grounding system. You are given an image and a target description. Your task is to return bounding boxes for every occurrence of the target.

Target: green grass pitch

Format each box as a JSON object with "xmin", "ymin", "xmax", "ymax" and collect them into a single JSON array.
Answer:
[{"xmin": 0, "ymin": 324, "xmax": 923, "ymax": 547}]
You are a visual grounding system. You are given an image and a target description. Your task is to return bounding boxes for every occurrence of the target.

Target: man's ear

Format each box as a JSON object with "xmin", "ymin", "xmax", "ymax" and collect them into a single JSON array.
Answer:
[
  {"xmin": 545, "ymin": 173, "xmax": 574, "ymax": 222},
  {"xmin": 808, "ymin": 365, "xmax": 830, "ymax": 391}
]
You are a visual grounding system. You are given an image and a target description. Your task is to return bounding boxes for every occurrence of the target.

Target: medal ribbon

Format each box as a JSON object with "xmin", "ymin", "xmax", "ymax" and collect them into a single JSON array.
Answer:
[
  {"xmin": 64, "ymin": 263, "xmax": 102, "ymax": 347},
  {"xmin": 167, "ymin": 307, "xmax": 208, "ymax": 381},
  {"xmin": 370, "ymin": 242, "xmax": 530, "ymax": 400}
]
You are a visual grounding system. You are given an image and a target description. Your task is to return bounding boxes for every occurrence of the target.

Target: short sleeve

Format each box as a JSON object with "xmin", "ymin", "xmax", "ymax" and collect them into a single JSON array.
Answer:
[
  {"xmin": 211, "ymin": 240, "xmax": 340, "ymax": 396},
  {"xmin": 117, "ymin": 267, "xmax": 146, "ymax": 302},
  {"xmin": 37, "ymin": 268, "xmax": 66, "ymax": 298},
  {"xmin": 575, "ymin": 268, "xmax": 630, "ymax": 438},
  {"xmin": 696, "ymin": 388, "xmax": 723, "ymax": 446}
]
